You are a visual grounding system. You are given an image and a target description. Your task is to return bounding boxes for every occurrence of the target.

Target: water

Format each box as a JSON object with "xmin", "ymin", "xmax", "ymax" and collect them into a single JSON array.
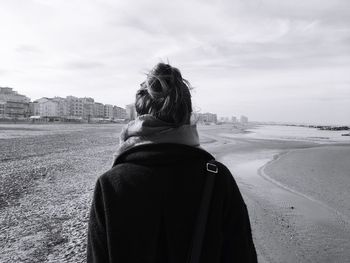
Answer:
[{"xmin": 223, "ymin": 125, "xmax": 350, "ymax": 144}]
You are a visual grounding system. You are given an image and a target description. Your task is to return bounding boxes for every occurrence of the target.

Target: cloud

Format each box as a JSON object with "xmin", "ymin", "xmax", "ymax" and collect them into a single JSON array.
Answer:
[
  {"xmin": 1, "ymin": 0, "xmax": 350, "ymax": 124},
  {"xmin": 15, "ymin": 45, "xmax": 42, "ymax": 53},
  {"xmin": 64, "ymin": 60, "xmax": 106, "ymax": 70}
]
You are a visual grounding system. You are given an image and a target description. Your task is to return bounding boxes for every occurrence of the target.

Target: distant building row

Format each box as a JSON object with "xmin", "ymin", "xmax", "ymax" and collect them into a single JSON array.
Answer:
[
  {"xmin": 0, "ymin": 87, "xmax": 128, "ymax": 120},
  {"xmin": 221, "ymin": 115, "xmax": 248, "ymax": 123},
  {"xmin": 31, "ymin": 96, "xmax": 127, "ymax": 120},
  {"xmin": 1, "ymin": 87, "xmax": 228, "ymax": 123},
  {"xmin": 193, "ymin": 113, "xmax": 249, "ymax": 124},
  {"xmin": 193, "ymin": 112, "xmax": 218, "ymax": 124}
]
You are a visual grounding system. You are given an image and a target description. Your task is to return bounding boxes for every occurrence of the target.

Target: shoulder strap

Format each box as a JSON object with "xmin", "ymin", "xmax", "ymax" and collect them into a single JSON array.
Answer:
[{"xmin": 188, "ymin": 160, "xmax": 218, "ymax": 263}]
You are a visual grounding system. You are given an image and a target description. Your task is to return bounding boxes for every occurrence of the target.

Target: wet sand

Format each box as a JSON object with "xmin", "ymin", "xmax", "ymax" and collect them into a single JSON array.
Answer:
[
  {"xmin": 264, "ymin": 146, "xmax": 350, "ymax": 219},
  {"xmin": 199, "ymin": 125, "xmax": 350, "ymax": 263}
]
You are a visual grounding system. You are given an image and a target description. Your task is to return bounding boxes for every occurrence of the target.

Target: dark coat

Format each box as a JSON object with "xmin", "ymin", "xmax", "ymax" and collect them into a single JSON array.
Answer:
[{"xmin": 87, "ymin": 143, "xmax": 257, "ymax": 263}]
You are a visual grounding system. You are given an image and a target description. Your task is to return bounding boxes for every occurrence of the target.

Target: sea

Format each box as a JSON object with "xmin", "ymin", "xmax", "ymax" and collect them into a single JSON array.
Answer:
[{"xmin": 226, "ymin": 124, "xmax": 350, "ymax": 144}]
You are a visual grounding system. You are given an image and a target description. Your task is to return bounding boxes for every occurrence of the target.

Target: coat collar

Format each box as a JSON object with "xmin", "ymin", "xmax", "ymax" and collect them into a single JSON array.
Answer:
[
  {"xmin": 115, "ymin": 114, "xmax": 200, "ymax": 158},
  {"xmin": 113, "ymin": 143, "xmax": 214, "ymax": 167}
]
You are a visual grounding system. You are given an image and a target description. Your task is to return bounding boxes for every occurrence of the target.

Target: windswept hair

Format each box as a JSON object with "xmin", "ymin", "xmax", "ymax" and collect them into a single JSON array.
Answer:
[{"xmin": 135, "ymin": 63, "xmax": 192, "ymax": 126}]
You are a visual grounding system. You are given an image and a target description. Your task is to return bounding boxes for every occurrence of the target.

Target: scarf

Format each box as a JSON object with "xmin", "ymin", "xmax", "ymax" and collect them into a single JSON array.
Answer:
[{"xmin": 115, "ymin": 114, "xmax": 200, "ymax": 158}]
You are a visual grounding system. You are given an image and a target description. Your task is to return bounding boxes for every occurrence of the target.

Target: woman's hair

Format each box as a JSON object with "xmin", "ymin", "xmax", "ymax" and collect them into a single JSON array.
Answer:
[{"xmin": 135, "ymin": 63, "xmax": 192, "ymax": 126}]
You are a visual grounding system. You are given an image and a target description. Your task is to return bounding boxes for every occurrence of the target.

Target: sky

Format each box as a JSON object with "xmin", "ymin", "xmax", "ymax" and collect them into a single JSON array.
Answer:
[{"xmin": 1, "ymin": 0, "xmax": 349, "ymax": 125}]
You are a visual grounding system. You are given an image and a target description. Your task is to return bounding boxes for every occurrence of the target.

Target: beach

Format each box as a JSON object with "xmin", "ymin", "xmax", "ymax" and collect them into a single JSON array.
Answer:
[
  {"xmin": 194, "ymin": 124, "xmax": 350, "ymax": 262},
  {"xmin": 1, "ymin": 123, "xmax": 350, "ymax": 262}
]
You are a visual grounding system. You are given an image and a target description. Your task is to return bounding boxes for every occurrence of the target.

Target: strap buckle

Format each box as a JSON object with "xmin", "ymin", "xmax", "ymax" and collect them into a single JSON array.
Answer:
[{"xmin": 206, "ymin": 162, "xmax": 218, "ymax": 173}]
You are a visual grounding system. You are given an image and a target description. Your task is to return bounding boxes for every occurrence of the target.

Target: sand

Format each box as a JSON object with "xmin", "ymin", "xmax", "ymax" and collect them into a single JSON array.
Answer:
[
  {"xmin": 0, "ymin": 124, "xmax": 123, "ymax": 263},
  {"xmin": 198, "ymin": 124, "xmax": 350, "ymax": 262},
  {"xmin": 264, "ymin": 146, "xmax": 350, "ymax": 219},
  {"xmin": 1, "ymin": 123, "xmax": 350, "ymax": 262}
]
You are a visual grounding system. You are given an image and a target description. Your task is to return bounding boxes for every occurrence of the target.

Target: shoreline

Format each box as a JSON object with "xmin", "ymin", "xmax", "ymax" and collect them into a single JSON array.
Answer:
[
  {"xmin": 263, "ymin": 145, "xmax": 350, "ymax": 220},
  {"xmin": 258, "ymin": 150, "xmax": 343, "ymax": 216},
  {"xmin": 221, "ymin": 142, "xmax": 350, "ymax": 263},
  {"xmin": 260, "ymin": 149, "xmax": 350, "ymax": 223},
  {"xmin": 198, "ymin": 125, "xmax": 350, "ymax": 262},
  {"xmin": 220, "ymin": 147, "xmax": 350, "ymax": 262}
]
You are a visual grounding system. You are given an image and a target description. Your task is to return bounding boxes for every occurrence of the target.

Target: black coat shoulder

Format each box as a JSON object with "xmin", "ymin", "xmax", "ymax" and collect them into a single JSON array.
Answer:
[{"xmin": 87, "ymin": 143, "xmax": 257, "ymax": 263}]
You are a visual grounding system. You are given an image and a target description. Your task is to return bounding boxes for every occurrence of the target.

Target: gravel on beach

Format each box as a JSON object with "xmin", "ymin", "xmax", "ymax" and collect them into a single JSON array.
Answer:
[{"xmin": 1, "ymin": 124, "xmax": 122, "ymax": 263}]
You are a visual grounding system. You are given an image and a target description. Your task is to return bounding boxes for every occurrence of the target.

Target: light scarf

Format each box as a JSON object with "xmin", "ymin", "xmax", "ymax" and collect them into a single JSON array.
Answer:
[{"xmin": 115, "ymin": 114, "xmax": 200, "ymax": 158}]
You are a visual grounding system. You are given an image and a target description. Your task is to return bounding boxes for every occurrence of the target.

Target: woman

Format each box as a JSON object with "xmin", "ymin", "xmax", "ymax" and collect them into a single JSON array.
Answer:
[{"xmin": 87, "ymin": 63, "xmax": 257, "ymax": 262}]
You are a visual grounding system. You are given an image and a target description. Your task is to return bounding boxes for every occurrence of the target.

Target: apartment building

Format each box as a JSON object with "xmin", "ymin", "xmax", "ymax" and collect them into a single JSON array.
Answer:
[
  {"xmin": 66, "ymin": 96, "xmax": 84, "ymax": 117},
  {"xmin": 104, "ymin": 104, "xmax": 114, "ymax": 119},
  {"xmin": 0, "ymin": 87, "xmax": 128, "ymax": 122},
  {"xmin": 0, "ymin": 87, "xmax": 30, "ymax": 118},
  {"xmin": 82, "ymin": 97, "xmax": 94, "ymax": 120},
  {"xmin": 195, "ymin": 112, "xmax": 217, "ymax": 124},
  {"xmin": 53, "ymin": 97, "xmax": 69, "ymax": 117},
  {"xmin": 113, "ymin": 106, "xmax": 127, "ymax": 119},
  {"xmin": 34, "ymin": 98, "xmax": 59, "ymax": 117},
  {"xmin": 93, "ymin": 102, "xmax": 104, "ymax": 118}
]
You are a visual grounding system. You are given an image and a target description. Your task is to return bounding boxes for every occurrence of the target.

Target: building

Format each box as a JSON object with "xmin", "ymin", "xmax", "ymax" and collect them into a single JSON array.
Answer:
[
  {"xmin": 0, "ymin": 87, "xmax": 30, "ymax": 118},
  {"xmin": 34, "ymin": 97, "xmax": 59, "ymax": 117},
  {"xmin": 104, "ymin": 104, "xmax": 114, "ymax": 119},
  {"xmin": 52, "ymin": 97, "xmax": 69, "ymax": 117},
  {"xmin": 198, "ymin": 112, "xmax": 217, "ymax": 123},
  {"xmin": 93, "ymin": 102, "xmax": 104, "ymax": 118},
  {"xmin": 66, "ymin": 96, "xmax": 84, "ymax": 117},
  {"xmin": 0, "ymin": 87, "xmax": 129, "ymax": 122},
  {"xmin": 31, "ymin": 95, "xmax": 125, "ymax": 122},
  {"xmin": 125, "ymin": 104, "xmax": 136, "ymax": 120},
  {"xmin": 192, "ymin": 112, "xmax": 217, "ymax": 124},
  {"xmin": 82, "ymin": 97, "xmax": 94, "ymax": 120},
  {"xmin": 29, "ymin": 101, "xmax": 40, "ymax": 116},
  {"xmin": 231, "ymin": 116, "xmax": 237, "ymax": 123},
  {"xmin": 0, "ymin": 101, "xmax": 5, "ymax": 117},
  {"xmin": 113, "ymin": 106, "xmax": 127, "ymax": 120},
  {"xmin": 240, "ymin": 115, "xmax": 248, "ymax": 124}
]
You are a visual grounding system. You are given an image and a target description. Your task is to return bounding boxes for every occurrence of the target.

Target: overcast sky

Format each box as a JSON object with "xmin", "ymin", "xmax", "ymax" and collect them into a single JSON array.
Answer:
[{"xmin": 1, "ymin": 0, "xmax": 349, "ymax": 125}]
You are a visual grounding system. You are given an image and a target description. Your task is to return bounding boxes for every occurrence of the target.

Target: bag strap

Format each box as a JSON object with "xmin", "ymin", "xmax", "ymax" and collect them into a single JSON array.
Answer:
[{"xmin": 188, "ymin": 160, "xmax": 218, "ymax": 263}]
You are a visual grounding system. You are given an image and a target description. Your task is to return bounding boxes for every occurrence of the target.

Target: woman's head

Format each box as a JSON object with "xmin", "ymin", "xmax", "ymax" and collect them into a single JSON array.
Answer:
[{"xmin": 135, "ymin": 63, "xmax": 192, "ymax": 126}]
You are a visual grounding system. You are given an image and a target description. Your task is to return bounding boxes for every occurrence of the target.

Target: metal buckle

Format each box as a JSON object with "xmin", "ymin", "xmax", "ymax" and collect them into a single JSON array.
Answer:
[{"xmin": 206, "ymin": 162, "xmax": 218, "ymax": 173}]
